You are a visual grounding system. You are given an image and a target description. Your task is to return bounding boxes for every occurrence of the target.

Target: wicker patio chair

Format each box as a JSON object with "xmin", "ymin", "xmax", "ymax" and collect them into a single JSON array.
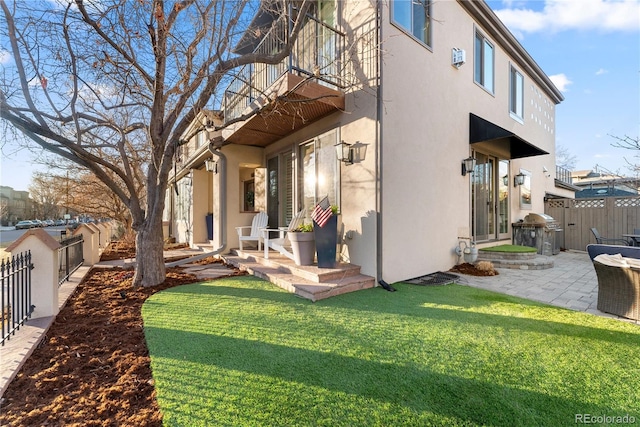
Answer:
[{"xmin": 587, "ymin": 244, "xmax": 640, "ymax": 321}]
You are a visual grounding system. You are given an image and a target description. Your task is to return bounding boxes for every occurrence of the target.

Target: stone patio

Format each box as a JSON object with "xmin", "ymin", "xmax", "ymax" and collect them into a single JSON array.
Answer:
[{"xmin": 458, "ymin": 250, "xmax": 638, "ymax": 325}]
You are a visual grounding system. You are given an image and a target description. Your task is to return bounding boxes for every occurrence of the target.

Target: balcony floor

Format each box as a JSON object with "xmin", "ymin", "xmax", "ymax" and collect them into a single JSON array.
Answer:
[{"xmin": 223, "ymin": 73, "xmax": 345, "ymax": 147}]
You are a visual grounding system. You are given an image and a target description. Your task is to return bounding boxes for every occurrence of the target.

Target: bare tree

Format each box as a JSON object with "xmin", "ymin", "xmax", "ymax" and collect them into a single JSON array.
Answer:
[
  {"xmin": 555, "ymin": 144, "xmax": 577, "ymax": 171},
  {"xmin": 28, "ymin": 173, "xmax": 64, "ymax": 220},
  {"xmin": 0, "ymin": 0, "xmax": 313, "ymax": 286},
  {"xmin": 610, "ymin": 135, "xmax": 640, "ymax": 176},
  {"xmin": 29, "ymin": 169, "xmax": 136, "ymax": 232}
]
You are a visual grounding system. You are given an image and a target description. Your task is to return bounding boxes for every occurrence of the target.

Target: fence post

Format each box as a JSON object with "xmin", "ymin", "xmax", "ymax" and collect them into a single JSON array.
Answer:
[
  {"xmin": 86, "ymin": 223, "xmax": 103, "ymax": 248},
  {"xmin": 6, "ymin": 229, "xmax": 61, "ymax": 319},
  {"xmin": 73, "ymin": 224, "xmax": 99, "ymax": 265},
  {"xmin": 96, "ymin": 222, "xmax": 110, "ymax": 247}
]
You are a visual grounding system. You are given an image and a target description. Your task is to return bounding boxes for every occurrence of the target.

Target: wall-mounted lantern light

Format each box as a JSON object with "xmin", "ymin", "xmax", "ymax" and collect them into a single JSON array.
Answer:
[
  {"xmin": 514, "ymin": 172, "xmax": 526, "ymax": 187},
  {"xmin": 461, "ymin": 156, "xmax": 476, "ymax": 176},
  {"xmin": 205, "ymin": 158, "xmax": 217, "ymax": 174},
  {"xmin": 335, "ymin": 141, "xmax": 354, "ymax": 165}
]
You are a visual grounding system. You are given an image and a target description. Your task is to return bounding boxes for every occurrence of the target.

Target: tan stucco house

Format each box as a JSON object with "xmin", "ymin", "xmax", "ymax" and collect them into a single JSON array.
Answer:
[{"xmin": 166, "ymin": 0, "xmax": 574, "ymax": 285}]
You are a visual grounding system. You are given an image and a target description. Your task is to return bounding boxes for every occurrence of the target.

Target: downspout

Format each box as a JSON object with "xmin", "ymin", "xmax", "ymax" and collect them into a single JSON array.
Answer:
[
  {"xmin": 165, "ymin": 143, "xmax": 227, "ymax": 267},
  {"xmin": 375, "ymin": 0, "xmax": 384, "ymax": 283}
]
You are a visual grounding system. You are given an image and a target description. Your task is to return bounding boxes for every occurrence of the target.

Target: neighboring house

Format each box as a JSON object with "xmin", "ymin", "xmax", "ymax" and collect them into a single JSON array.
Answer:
[
  {"xmin": 571, "ymin": 169, "xmax": 639, "ymax": 198},
  {"xmin": 166, "ymin": 0, "xmax": 574, "ymax": 284},
  {"xmin": 0, "ymin": 186, "xmax": 33, "ymax": 226}
]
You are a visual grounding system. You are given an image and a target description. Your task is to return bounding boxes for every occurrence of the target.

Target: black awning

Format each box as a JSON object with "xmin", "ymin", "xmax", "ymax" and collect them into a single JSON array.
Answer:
[{"xmin": 469, "ymin": 113, "xmax": 548, "ymax": 159}]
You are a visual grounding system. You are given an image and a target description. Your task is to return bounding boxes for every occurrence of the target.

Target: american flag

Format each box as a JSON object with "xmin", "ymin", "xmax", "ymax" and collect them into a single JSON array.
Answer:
[{"xmin": 311, "ymin": 196, "xmax": 332, "ymax": 228}]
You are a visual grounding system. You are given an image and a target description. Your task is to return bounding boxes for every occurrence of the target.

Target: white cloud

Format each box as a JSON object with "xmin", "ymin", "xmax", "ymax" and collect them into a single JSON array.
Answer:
[
  {"xmin": 595, "ymin": 68, "xmax": 608, "ymax": 75},
  {"xmin": 549, "ymin": 73, "xmax": 573, "ymax": 92},
  {"xmin": 0, "ymin": 50, "xmax": 11, "ymax": 64},
  {"xmin": 493, "ymin": 0, "xmax": 640, "ymax": 34}
]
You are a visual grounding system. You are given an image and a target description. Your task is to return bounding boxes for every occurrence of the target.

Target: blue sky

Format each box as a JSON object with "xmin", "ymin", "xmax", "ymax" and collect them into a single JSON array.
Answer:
[
  {"xmin": 486, "ymin": 0, "xmax": 640, "ymax": 174},
  {"xmin": 1, "ymin": 0, "xmax": 639, "ymax": 192}
]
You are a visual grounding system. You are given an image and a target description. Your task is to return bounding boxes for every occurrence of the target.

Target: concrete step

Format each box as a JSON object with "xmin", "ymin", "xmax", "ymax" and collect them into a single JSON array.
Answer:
[
  {"xmin": 477, "ymin": 251, "xmax": 539, "ymax": 261},
  {"xmin": 224, "ymin": 254, "xmax": 376, "ymax": 302},
  {"xmin": 230, "ymin": 249, "xmax": 362, "ymax": 283},
  {"xmin": 476, "ymin": 254, "xmax": 554, "ymax": 270}
]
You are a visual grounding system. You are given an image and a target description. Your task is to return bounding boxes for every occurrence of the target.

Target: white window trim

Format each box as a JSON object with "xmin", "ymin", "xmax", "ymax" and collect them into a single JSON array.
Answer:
[
  {"xmin": 474, "ymin": 28, "xmax": 495, "ymax": 95},
  {"xmin": 390, "ymin": 0, "xmax": 433, "ymax": 50},
  {"xmin": 509, "ymin": 64, "xmax": 524, "ymax": 123}
]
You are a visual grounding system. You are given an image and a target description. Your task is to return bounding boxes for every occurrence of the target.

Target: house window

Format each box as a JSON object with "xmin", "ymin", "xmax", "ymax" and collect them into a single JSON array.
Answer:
[
  {"xmin": 300, "ymin": 129, "xmax": 340, "ymax": 217},
  {"xmin": 196, "ymin": 131, "xmax": 205, "ymax": 148},
  {"xmin": 510, "ymin": 66, "xmax": 524, "ymax": 120},
  {"xmin": 392, "ymin": 0, "xmax": 432, "ymax": 47},
  {"xmin": 474, "ymin": 31, "xmax": 494, "ymax": 93},
  {"xmin": 519, "ymin": 169, "xmax": 532, "ymax": 209}
]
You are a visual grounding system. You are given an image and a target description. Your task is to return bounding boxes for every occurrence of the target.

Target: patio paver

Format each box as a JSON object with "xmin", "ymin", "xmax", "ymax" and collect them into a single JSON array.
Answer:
[{"xmin": 459, "ymin": 250, "xmax": 639, "ymax": 325}]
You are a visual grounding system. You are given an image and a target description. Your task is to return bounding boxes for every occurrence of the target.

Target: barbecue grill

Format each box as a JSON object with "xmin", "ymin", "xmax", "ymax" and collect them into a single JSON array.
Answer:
[{"xmin": 512, "ymin": 213, "xmax": 560, "ymax": 255}]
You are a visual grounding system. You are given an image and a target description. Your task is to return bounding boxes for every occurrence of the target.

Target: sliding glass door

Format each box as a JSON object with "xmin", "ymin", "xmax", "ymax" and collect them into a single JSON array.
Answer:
[{"xmin": 472, "ymin": 153, "xmax": 509, "ymax": 242}]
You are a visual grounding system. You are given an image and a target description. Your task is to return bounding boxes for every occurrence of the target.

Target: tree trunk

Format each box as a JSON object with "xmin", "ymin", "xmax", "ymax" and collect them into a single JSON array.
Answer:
[{"xmin": 133, "ymin": 216, "xmax": 166, "ymax": 287}]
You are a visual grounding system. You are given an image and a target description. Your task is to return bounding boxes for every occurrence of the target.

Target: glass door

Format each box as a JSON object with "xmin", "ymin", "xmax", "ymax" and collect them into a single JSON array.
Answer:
[
  {"xmin": 498, "ymin": 160, "xmax": 510, "ymax": 239},
  {"xmin": 266, "ymin": 150, "xmax": 293, "ymax": 229},
  {"xmin": 472, "ymin": 152, "xmax": 509, "ymax": 242},
  {"xmin": 472, "ymin": 153, "xmax": 494, "ymax": 241}
]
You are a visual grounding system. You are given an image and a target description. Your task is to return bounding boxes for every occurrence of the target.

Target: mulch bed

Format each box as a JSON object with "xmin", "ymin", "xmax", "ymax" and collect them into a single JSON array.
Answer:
[
  {"xmin": 449, "ymin": 263, "xmax": 499, "ymax": 276},
  {"xmin": 0, "ymin": 243, "xmax": 209, "ymax": 426}
]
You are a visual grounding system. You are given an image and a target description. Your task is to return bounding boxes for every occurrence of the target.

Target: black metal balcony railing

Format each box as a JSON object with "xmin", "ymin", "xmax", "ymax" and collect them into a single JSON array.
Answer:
[
  {"xmin": 224, "ymin": 13, "xmax": 344, "ymax": 124},
  {"xmin": 556, "ymin": 165, "xmax": 573, "ymax": 185}
]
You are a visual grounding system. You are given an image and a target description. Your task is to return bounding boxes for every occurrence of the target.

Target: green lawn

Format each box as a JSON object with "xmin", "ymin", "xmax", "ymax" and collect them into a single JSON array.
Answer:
[{"xmin": 142, "ymin": 276, "xmax": 640, "ymax": 427}]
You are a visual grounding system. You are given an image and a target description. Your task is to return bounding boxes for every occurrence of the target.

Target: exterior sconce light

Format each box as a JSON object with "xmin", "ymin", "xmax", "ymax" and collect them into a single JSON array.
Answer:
[
  {"xmin": 514, "ymin": 172, "xmax": 526, "ymax": 187},
  {"xmin": 335, "ymin": 141, "xmax": 354, "ymax": 165},
  {"xmin": 502, "ymin": 175, "xmax": 509, "ymax": 186},
  {"xmin": 205, "ymin": 158, "xmax": 217, "ymax": 174},
  {"xmin": 461, "ymin": 156, "xmax": 476, "ymax": 176}
]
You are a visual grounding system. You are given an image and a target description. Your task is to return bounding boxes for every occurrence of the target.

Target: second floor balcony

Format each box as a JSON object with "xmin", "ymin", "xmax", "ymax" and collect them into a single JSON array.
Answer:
[{"xmin": 222, "ymin": 10, "xmax": 345, "ymax": 147}]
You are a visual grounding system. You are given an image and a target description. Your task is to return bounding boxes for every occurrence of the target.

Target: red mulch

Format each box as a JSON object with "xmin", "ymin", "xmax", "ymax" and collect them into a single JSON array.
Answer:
[
  {"xmin": 0, "ymin": 243, "xmax": 210, "ymax": 427},
  {"xmin": 96, "ymin": 240, "xmax": 138, "ymax": 261},
  {"xmin": 449, "ymin": 263, "xmax": 499, "ymax": 276}
]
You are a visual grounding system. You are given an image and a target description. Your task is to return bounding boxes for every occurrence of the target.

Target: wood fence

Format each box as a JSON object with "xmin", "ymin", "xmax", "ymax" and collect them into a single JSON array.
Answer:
[{"xmin": 544, "ymin": 196, "xmax": 640, "ymax": 251}]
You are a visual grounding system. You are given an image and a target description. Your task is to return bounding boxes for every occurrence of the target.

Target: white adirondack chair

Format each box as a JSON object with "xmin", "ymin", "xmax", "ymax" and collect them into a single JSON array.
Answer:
[
  {"xmin": 262, "ymin": 210, "xmax": 306, "ymax": 260},
  {"xmin": 236, "ymin": 212, "xmax": 268, "ymax": 251}
]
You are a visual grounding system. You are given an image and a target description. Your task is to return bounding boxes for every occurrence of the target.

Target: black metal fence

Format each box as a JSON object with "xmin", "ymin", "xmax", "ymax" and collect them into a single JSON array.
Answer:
[
  {"xmin": 58, "ymin": 235, "xmax": 84, "ymax": 286},
  {"xmin": 1, "ymin": 251, "xmax": 35, "ymax": 346}
]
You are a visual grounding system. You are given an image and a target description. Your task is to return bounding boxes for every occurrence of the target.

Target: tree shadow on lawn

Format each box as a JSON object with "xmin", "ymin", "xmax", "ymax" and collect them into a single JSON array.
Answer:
[
  {"xmin": 316, "ymin": 283, "xmax": 640, "ymax": 346},
  {"xmin": 156, "ymin": 278, "xmax": 639, "ymax": 348},
  {"xmin": 144, "ymin": 327, "xmax": 633, "ymax": 427}
]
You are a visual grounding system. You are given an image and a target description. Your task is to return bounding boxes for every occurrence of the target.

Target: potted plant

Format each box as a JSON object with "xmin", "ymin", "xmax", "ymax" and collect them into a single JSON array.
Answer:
[
  {"xmin": 288, "ymin": 222, "xmax": 316, "ymax": 266},
  {"xmin": 313, "ymin": 205, "xmax": 339, "ymax": 268}
]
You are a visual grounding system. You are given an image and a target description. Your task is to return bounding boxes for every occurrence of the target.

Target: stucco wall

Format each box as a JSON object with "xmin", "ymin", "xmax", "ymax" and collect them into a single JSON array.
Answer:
[
  {"xmin": 378, "ymin": 1, "xmax": 563, "ymax": 282},
  {"xmin": 214, "ymin": 145, "xmax": 264, "ymax": 251}
]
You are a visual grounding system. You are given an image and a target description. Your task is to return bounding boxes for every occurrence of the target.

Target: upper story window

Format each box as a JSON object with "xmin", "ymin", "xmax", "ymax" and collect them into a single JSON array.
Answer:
[
  {"xmin": 510, "ymin": 65, "xmax": 524, "ymax": 121},
  {"xmin": 474, "ymin": 30, "xmax": 494, "ymax": 93},
  {"xmin": 196, "ymin": 131, "xmax": 206, "ymax": 149},
  {"xmin": 392, "ymin": 0, "xmax": 432, "ymax": 47}
]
